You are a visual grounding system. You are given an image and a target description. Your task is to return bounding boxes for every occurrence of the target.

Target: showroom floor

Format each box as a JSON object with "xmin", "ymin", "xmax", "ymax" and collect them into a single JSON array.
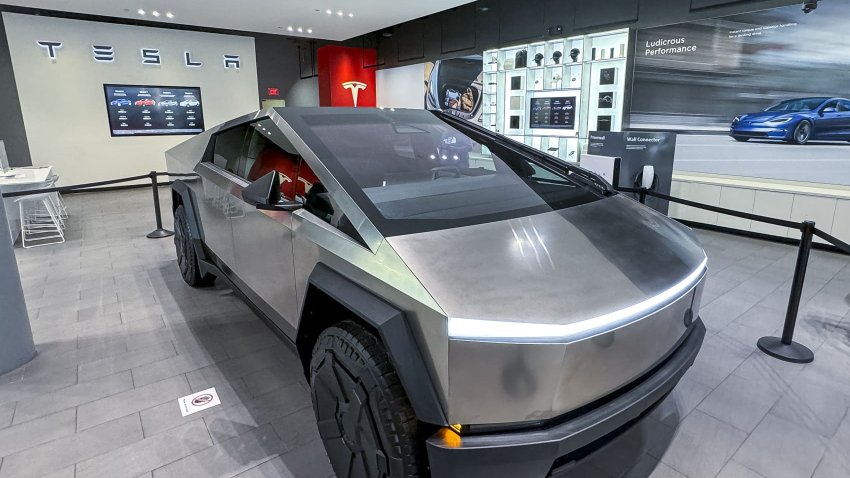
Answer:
[{"xmin": 2, "ymin": 189, "xmax": 850, "ymax": 478}]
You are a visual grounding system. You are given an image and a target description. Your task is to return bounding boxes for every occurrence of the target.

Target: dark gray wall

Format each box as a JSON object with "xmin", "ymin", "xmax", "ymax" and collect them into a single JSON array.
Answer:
[
  {"xmin": 353, "ymin": 0, "xmax": 803, "ymax": 68},
  {"xmin": 0, "ymin": 194, "xmax": 35, "ymax": 374},
  {"xmin": 0, "ymin": 13, "xmax": 32, "ymax": 167}
]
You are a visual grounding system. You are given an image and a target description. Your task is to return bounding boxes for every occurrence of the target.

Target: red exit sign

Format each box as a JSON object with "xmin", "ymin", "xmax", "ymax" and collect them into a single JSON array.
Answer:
[{"xmin": 267, "ymin": 87, "xmax": 280, "ymax": 97}]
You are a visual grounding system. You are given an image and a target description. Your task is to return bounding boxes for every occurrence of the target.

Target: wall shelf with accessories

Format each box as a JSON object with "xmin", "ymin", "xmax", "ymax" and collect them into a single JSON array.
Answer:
[{"xmin": 483, "ymin": 29, "xmax": 629, "ymax": 163}]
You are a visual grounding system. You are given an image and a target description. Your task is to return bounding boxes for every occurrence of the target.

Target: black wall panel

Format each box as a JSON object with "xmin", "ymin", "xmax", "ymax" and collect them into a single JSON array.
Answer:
[
  {"xmin": 574, "ymin": 0, "xmax": 639, "ymax": 29},
  {"xmin": 396, "ymin": 19, "xmax": 426, "ymax": 62},
  {"xmin": 441, "ymin": 4, "xmax": 477, "ymax": 53},
  {"xmin": 0, "ymin": 14, "xmax": 32, "ymax": 167},
  {"xmin": 690, "ymin": 0, "xmax": 751, "ymax": 10},
  {"xmin": 498, "ymin": 0, "xmax": 545, "ymax": 43}
]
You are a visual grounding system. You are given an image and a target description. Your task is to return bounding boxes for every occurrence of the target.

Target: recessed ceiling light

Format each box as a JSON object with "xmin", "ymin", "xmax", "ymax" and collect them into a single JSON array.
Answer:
[
  {"xmin": 297, "ymin": 27, "xmax": 303, "ymax": 32},
  {"xmin": 336, "ymin": 10, "xmax": 343, "ymax": 16},
  {"xmin": 165, "ymin": 12, "xmax": 174, "ymax": 19},
  {"xmin": 348, "ymin": 12, "xmax": 354, "ymax": 17},
  {"xmin": 307, "ymin": 28, "xmax": 313, "ymax": 34},
  {"xmin": 151, "ymin": 10, "xmax": 160, "ymax": 17},
  {"xmin": 286, "ymin": 26, "xmax": 293, "ymax": 31},
  {"xmin": 325, "ymin": 9, "xmax": 332, "ymax": 14},
  {"xmin": 137, "ymin": 8, "xmax": 145, "ymax": 15}
]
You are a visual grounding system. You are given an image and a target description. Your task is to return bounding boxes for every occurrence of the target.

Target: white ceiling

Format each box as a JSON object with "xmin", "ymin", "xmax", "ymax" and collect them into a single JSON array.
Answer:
[{"xmin": 1, "ymin": 0, "xmax": 473, "ymax": 41}]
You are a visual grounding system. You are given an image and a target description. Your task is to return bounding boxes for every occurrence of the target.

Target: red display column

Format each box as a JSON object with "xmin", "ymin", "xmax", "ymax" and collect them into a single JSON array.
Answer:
[{"xmin": 317, "ymin": 46, "xmax": 377, "ymax": 107}]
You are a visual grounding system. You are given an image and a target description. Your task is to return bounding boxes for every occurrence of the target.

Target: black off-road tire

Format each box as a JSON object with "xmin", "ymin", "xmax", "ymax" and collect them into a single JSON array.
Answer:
[
  {"xmin": 310, "ymin": 321, "xmax": 425, "ymax": 478},
  {"xmin": 174, "ymin": 205, "xmax": 214, "ymax": 287}
]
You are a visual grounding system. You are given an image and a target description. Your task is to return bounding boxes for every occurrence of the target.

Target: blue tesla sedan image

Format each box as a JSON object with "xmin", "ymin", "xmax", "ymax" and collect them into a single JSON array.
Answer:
[
  {"xmin": 730, "ymin": 97, "xmax": 850, "ymax": 144},
  {"xmin": 110, "ymin": 98, "xmax": 132, "ymax": 107}
]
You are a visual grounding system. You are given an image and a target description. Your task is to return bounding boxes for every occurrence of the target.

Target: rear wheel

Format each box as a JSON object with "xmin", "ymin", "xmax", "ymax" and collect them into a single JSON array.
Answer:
[
  {"xmin": 732, "ymin": 136, "xmax": 749, "ymax": 142},
  {"xmin": 310, "ymin": 321, "xmax": 425, "ymax": 478},
  {"xmin": 790, "ymin": 121, "xmax": 812, "ymax": 145},
  {"xmin": 174, "ymin": 205, "xmax": 214, "ymax": 287}
]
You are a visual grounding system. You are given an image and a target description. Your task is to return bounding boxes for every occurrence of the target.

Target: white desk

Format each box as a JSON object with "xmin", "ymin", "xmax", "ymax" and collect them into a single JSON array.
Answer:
[{"xmin": 0, "ymin": 166, "xmax": 53, "ymax": 242}]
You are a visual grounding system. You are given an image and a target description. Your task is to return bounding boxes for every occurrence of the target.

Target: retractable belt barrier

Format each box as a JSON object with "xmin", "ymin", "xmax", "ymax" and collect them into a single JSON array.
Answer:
[
  {"xmin": 1, "ymin": 171, "xmax": 199, "ymax": 240},
  {"xmin": 617, "ymin": 185, "xmax": 850, "ymax": 364}
]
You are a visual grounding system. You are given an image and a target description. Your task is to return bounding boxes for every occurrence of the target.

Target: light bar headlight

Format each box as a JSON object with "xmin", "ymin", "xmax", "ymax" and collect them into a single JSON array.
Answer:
[{"xmin": 448, "ymin": 257, "xmax": 707, "ymax": 343}]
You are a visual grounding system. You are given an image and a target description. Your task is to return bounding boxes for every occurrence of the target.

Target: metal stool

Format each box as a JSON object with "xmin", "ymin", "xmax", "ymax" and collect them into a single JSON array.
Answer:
[
  {"xmin": 46, "ymin": 174, "xmax": 68, "ymax": 219},
  {"xmin": 16, "ymin": 193, "xmax": 65, "ymax": 248}
]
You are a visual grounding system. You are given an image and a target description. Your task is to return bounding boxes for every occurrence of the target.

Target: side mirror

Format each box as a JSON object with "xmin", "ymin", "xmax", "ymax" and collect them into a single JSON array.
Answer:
[
  {"xmin": 241, "ymin": 171, "xmax": 281, "ymax": 207},
  {"xmin": 241, "ymin": 171, "xmax": 303, "ymax": 212}
]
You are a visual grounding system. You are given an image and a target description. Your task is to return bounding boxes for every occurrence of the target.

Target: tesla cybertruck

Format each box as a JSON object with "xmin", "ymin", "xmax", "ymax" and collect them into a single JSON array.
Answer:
[{"xmin": 166, "ymin": 107, "xmax": 707, "ymax": 478}]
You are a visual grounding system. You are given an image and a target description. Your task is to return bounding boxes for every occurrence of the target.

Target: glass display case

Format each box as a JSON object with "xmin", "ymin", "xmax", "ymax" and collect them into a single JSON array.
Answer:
[{"xmin": 482, "ymin": 29, "xmax": 629, "ymax": 163}]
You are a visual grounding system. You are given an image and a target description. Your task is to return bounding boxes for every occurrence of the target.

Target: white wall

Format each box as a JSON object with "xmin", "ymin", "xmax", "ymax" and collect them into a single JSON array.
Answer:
[
  {"xmin": 670, "ymin": 172, "xmax": 850, "ymax": 245},
  {"xmin": 285, "ymin": 77, "xmax": 320, "ymax": 107},
  {"xmin": 3, "ymin": 13, "xmax": 259, "ymax": 185},
  {"xmin": 376, "ymin": 63, "xmax": 425, "ymax": 109}
]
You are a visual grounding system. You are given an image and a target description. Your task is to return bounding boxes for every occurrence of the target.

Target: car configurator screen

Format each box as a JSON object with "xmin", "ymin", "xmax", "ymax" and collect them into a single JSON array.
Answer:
[{"xmin": 103, "ymin": 84, "xmax": 205, "ymax": 137}]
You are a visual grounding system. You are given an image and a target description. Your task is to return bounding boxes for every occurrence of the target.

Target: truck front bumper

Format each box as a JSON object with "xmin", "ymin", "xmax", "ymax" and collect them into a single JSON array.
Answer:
[{"xmin": 426, "ymin": 319, "xmax": 705, "ymax": 478}]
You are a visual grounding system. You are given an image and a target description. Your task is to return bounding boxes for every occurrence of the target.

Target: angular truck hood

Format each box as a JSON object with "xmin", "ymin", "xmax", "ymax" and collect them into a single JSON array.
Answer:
[{"xmin": 386, "ymin": 195, "xmax": 706, "ymax": 331}]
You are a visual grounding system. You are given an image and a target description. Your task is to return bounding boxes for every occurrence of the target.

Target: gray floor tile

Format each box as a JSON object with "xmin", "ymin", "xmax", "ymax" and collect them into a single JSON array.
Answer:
[
  {"xmin": 650, "ymin": 376, "xmax": 714, "ymax": 428},
  {"xmin": 697, "ymin": 373, "xmax": 779, "ymax": 433},
  {"xmin": 684, "ymin": 333, "xmax": 752, "ymax": 390},
  {"xmin": 658, "ymin": 410, "xmax": 748, "ymax": 478},
  {"xmin": 266, "ymin": 440, "xmax": 335, "ymax": 478},
  {"xmin": 733, "ymin": 413, "xmax": 826, "ymax": 478},
  {"xmin": 75, "ymin": 418, "xmax": 211, "ymax": 478},
  {"xmin": 78, "ymin": 340, "xmax": 176, "ymax": 383},
  {"xmin": 0, "ymin": 405, "xmax": 13, "ymax": 430},
  {"xmin": 0, "ymin": 408, "xmax": 76, "ymax": 458},
  {"xmin": 716, "ymin": 460, "xmax": 767, "ymax": 478},
  {"xmin": 204, "ymin": 384, "xmax": 311, "ymax": 443},
  {"xmin": 131, "ymin": 345, "xmax": 229, "ymax": 388},
  {"xmin": 151, "ymin": 424, "xmax": 286, "ymax": 478},
  {"xmin": 77, "ymin": 375, "xmax": 190, "ymax": 430},
  {"xmin": 647, "ymin": 462, "xmax": 687, "ymax": 478},
  {"xmin": 242, "ymin": 365, "xmax": 301, "ymax": 398},
  {"xmin": 0, "ymin": 414, "xmax": 142, "ymax": 478},
  {"xmin": 812, "ymin": 450, "xmax": 850, "ymax": 478},
  {"xmin": 39, "ymin": 466, "xmax": 76, "ymax": 478},
  {"xmin": 770, "ymin": 368, "xmax": 850, "ymax": 438},
  {"xmin": 13, "ymin": 371, "xmax": 134, "ymax": 425},
  {"xmin": 270, "ymin": 405, "xmax": 320, "ymax": 450}
]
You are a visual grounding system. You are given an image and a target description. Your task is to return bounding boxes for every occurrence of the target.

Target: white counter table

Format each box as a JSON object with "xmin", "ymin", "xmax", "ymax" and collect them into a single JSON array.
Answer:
[{"xmin": 0, "ymin": 166, "xmax": 53, "ymax": 242}]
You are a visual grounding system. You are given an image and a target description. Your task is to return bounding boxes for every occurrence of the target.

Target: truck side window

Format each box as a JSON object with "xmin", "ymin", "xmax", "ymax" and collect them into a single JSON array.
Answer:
[{"xmin": 211, "ymin": 124, "xmax": 249, "ymax": 175}]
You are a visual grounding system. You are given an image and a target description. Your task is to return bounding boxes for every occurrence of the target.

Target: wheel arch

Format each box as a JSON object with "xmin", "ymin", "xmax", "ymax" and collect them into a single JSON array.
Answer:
[
  {"xmin": 296, "ymin": 263, "xmax": 448, "ymax": 426},
  {"xmin": 170, "ymin": 180, "xmax": 216, "ymax": 283}
]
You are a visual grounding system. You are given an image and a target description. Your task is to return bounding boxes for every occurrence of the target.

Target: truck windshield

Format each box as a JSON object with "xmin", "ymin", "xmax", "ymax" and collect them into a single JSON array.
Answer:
[{"xmin": 281, "ymin": 108, "xmax": 603, "ymax": 236}]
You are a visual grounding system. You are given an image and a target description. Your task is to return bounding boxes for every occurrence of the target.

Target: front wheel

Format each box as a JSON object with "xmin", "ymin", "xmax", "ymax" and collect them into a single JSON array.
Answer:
[
  {"xmin": 174, "ymin": 205, "xmax": 214, "ymax": 287},
  {"xmin": 790, "ymin": 121, "xmax": 812, "ymax": 145},
  {"xmin": 732, "ymin": 136, "xmax": 749, "ymax": 142},
  {"xmin": 310, "ymin": 321, "xmax": 425, "ymax": 478}
]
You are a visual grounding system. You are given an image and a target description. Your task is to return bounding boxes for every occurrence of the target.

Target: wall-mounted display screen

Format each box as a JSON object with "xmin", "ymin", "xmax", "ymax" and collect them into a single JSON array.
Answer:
[
  {"xmin": 103, "ymin": 84, "xmax": 205, "ymax": 137},
  {"xmin": 529, "ymin": 96, "xmax": 576, "ymax": 129}
]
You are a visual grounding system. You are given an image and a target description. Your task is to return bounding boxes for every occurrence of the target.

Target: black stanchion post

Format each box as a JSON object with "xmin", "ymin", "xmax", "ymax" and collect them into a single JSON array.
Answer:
[
  {"xmin": 639, "ymin": 187, "xmax": 647, "ymax": 204},
  {"xmin": 757, "ymin": 220, "xmax": 815, "ymax": 364},
  {"xmin": 146, "ymin": 171, "xmax": 174, "ymax": 239}
]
